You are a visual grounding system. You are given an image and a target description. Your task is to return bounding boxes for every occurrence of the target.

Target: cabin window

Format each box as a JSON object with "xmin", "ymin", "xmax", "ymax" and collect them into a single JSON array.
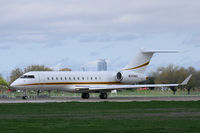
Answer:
[
  {"xmin": 65, "ymin": 77, "xmax": 67, "ymax": 80},
  {"xmin": 56, "ymin": 77, "xmax": 58, "ymax": 80},
  {"xmin": 69, "ymin": 77, "xmax": 71, "ymax": 80},
  {"xmin": 47, "ymin": 77, "xmax": 49, "ymax": 80},
  {"xmin": 82, "ymin": 77, "xmax": 84, "ymax": 80},
  {"xmin": 60, "ymin": 77, "xmax": 62, "ymax": 80},
  {"xmin": 95, "ymin": 77, "xmax": 97, "ymax": 80},
  {"xmin": 73, "ymin": 77, "xmax": 76, "ymax": 80},
  {"xmin": 91, "ymin": 77, "xmax": 93, "ymax": 80},
  {"xmin": 52, "ymin": 77, "xmax": 54, "ymax": 80},
  {"xmin": 77, "ymin": 77, "xmax": 80, "ymax": 80}
]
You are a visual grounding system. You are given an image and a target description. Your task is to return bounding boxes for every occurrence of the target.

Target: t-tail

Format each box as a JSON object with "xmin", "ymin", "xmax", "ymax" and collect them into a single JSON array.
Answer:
[{"xmin": 122, "ymin": 49, "xmax": 179, "ymax": 74}]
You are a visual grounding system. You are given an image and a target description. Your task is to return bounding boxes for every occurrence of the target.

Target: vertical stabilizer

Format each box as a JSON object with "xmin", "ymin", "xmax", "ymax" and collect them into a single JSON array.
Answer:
[{"xmin": 122, "ymin": 49, "xmax": 178, "ymax": 74}]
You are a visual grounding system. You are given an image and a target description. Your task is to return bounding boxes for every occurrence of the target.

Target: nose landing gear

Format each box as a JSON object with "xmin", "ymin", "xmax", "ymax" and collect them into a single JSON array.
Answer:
[
  {"xmin": 22, "ymin": 96, "xmax": 28, "ymax": 100},
  {"xmin": 22, "ymin": 89, "xmax": 28, "ymax": 100}
]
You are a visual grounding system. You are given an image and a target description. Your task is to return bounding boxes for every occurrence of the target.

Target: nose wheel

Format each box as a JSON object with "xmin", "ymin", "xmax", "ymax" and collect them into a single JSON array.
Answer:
[
  {"xmin": 22, "ymin": 96, "xmax": 28, "ymax": 100},
  {"xmin": 99, "ymin": 93, "xmax": 108, "ymax": 99},
  {"xmin": 22, "ymin": 89, "xmax": 28, "ymax": 100}
]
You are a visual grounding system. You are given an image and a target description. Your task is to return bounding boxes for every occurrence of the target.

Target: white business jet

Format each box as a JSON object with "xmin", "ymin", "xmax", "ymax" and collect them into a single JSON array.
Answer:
[{"xmin": 10, "ymin": 49, "xmax": 192, "ymax": 99}]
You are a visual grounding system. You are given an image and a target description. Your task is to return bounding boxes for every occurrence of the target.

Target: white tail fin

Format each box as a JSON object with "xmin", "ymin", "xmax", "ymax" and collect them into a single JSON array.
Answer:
[{"xmin": 122, "ymin": 49, "xmax": 179, "ymax": 74}]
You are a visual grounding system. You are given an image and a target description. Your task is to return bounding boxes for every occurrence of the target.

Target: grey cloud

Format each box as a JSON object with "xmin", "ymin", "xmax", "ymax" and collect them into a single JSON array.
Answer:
[
  {"xmin": 194, "ymin": 44, "xmax": 200, "ymax": 48},
  {"xmin": 0, "ymin": 45, "xmax": 11, "ymax": 50},
  {"xmin": 0, "ymin": 0, "xmax": 200, "ymax": 49},
  {"xmin": 89, "ymin": 52, "xmax": 99, "ymax": 56},
  {"xmin": 0, "ymin": 32, "xmax": 75, "ymax": 48},
  {"xmin": 0, "ymin": 0, "xmax": 200, "ymax": 36},
  {"xmin": 114, "ymin": 33, "xmax": 142, "ymax": 41},
  {"xmin": 44, "ymin": 41, "xmax": 63, "ymax": 48},
  {"xmin": 79, "ymin": 34, "xmax": 112, "ymax": 43},
  {"xmin": 79, "ymin": 33, "xmax": 142, "ymax": 43},
  {"xmin": 79, "ymin": 35, "xmax": 98, "ymax": 43},
  {"xmin": 0, "ymin": 33, "xmax": 48, "ymax": 44},
  {"xmin": 0, "ymin": 32, "xmax": 142, "ymax": 47}
]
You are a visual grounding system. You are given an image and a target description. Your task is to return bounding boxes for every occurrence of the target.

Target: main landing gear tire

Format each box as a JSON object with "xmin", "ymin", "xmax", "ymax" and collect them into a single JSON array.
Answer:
[
  {"xmin": 81, "ymin": 93, "xmax": 90, "ymax": 99},
  {"xmin": 22, "ymin": 96, "xmax": 28, "ymax": 100},
  {"xmin": 99, "ymin": 93, "xmax": 108, "ymax": 99}
]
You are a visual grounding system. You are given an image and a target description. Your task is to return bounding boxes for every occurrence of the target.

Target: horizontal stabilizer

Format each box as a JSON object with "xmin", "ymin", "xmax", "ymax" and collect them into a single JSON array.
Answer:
[{"xmin": 141, "ymin": 49, "xmax": 179, "ymax": 53}]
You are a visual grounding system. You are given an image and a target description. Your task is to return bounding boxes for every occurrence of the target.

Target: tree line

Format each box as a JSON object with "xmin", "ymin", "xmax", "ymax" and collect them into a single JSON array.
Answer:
[
  {"xmin": 9, "ymin": 65, "xmax": 53, "ymax": 84},
  {"xmin": 0, "ymin": 75, "xmax": 9, "ymax": 90},
  {"xmin": 141, "ymin": 65, "xmax": 200, "ymax": 94},
  {"xmin": 0, "ymin": 64, "xmax": 199, "ymax": 91},
  {"xmin": 151, "ymin": 65, "xmax": 200, "ymax": 90}
]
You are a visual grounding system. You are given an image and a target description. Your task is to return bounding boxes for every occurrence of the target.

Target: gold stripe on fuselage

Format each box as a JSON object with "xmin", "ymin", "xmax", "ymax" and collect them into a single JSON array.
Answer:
[
  {"xmin": 123, "ymin": 61, "xmax": 150, "ymax": 71},
  {"xmin": 16, "ymin": 81, "xmax": 123, "ymax": 86}
]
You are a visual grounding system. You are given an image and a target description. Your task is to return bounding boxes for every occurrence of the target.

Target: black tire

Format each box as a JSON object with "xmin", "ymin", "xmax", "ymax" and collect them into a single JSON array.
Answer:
[
  {"xmin": 99, "ymin": 93, "xmax": 107, "ymax": 99},
  {"xmin": 81, "ymin": 93, "xmax": 90, "ymax": 99},
  {"xmin": 104, "ymin": 93, "xmax": 108, "ymax": 99},
  {"xmin": 22, "ymin": 96, "xmax": 28, "ymax": 100}
]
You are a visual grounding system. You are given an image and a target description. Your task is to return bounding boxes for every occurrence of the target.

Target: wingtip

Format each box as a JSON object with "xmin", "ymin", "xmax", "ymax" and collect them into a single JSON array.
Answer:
[{"xmin": 180, "ymin": 74, "xmax": 192, "ymax": 85}]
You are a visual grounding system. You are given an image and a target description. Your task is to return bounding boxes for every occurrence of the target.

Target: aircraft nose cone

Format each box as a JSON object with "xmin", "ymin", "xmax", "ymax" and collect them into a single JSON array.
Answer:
[
  {"xmin": 10, "ymin": 82, "xmax": 17, "ymax": 88},
  {"xmin": 10, "ymin": 83, "xmax": 14, "ymax": 88}
]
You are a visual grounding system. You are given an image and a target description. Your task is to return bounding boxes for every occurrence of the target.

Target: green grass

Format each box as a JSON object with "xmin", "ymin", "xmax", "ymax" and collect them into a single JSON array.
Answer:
[
  {"xmin": 0, "ymin": 101, "xmax": 200, "ymax": 133},
  {"xmin": 116, "ymin": 89, "xmax": 200, "ymax": 96},
  {"xmin": 2, "ymin": 89, "xmax": 200, "ymax": 98}
]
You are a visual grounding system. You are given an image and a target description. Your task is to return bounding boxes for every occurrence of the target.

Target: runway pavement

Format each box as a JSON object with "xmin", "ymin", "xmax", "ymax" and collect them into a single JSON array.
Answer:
[{"xmin": 0, "ymin": 96, "xmax": 200, "ymax": 103}]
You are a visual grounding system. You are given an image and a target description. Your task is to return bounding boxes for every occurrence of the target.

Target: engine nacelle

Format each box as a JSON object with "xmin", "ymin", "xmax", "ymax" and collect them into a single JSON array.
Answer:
[{"xmin": 116, "ymin": 71, "xmax": 147, "ymax": 84}]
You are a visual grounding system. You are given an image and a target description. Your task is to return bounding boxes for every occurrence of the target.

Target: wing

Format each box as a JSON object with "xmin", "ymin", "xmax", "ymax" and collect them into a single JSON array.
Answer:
[{"xmin": 75, "ymin": 74, "xmax": 192, "ymax": 92}]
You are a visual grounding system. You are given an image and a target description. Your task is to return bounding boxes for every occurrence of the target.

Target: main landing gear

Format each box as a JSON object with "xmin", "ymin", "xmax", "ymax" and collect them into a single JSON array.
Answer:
[
  {"xmin": 81, "ymin": 93, "xmax": 90, "ymax": 99},
  {"xmin": 81, "ymin": 93, "xmax": 108, "ymax": 99},
  {"xmin": 99, "ymin": 93, "xmax": 107, "ymax": 99}
]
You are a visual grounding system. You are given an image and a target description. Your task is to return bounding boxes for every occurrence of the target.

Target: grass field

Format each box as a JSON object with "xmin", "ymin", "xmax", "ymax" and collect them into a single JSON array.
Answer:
[
  {"xmin": 0, "ymin": 101, "xmax": 200, "ymax": 133},
  {"xmin": 1, "ymin": 89, "xmax": 200, "ymax": 98}
]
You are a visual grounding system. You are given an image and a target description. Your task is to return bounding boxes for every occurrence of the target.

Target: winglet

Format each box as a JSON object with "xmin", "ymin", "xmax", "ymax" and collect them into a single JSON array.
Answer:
[{"xmin": 180, "ymin": 74, "xmax": 192, "ymax": 85}]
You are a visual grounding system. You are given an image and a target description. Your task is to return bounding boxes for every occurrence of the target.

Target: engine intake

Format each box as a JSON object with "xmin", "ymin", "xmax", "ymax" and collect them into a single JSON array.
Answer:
[
  {"xmin": 116, "ymin": 72, "xmax": 123, "ymax": 81},
  {"xmin": 116, "ymin": 71, "xmax": 146, "ymax": 84}
]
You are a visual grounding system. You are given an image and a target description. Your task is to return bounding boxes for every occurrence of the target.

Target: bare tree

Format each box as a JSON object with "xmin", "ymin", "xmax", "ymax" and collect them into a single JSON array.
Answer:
[
  {"xmin": 59, "ymin": 68, "xmax": 72, "ymax": 71},
  {"xmin": 10, "ymin": 65, "xmax": 52, "ymax": 83},
  {"xmin": 151, "ymin": 65, "xmax": 199, "ymax": 94},
  {"xmin": 24, "ymin": 65, "xmax": 52, "ymax": 73},
  {"xmin": 10, "ymin": 68, "xmax": 23, "ymax": 84}
]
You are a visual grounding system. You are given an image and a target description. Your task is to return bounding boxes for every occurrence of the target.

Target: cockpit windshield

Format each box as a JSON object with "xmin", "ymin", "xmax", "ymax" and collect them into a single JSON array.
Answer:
[{"xmin": 20, "ymin": 75, "xmax": 35, "ymax": 79}]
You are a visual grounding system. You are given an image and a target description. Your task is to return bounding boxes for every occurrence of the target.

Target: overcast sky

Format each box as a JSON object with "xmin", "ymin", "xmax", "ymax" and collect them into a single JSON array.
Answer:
[{"xmin": 0, "ymin": 0, "xmax": 200, "ymax": 78}]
